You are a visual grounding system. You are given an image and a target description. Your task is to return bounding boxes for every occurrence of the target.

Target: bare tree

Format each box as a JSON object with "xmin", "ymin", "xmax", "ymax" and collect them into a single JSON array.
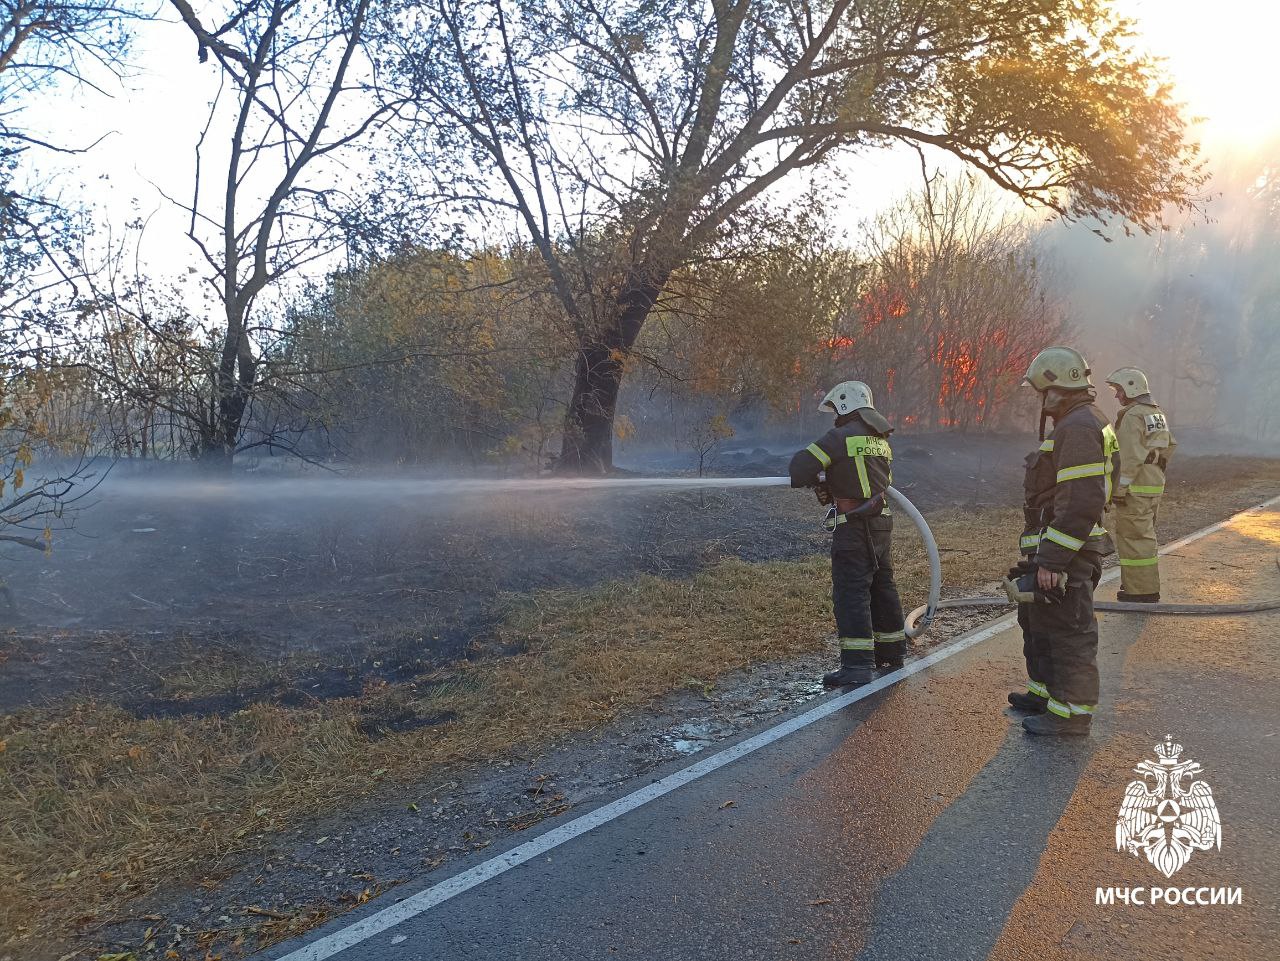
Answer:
[
  {"xmin": 380, "ymin": 0, "xmax": 1203, "ymax": 472},
  {"xmin": 163, "ymin": 0, "xmax": 402, "ymax": 466}
]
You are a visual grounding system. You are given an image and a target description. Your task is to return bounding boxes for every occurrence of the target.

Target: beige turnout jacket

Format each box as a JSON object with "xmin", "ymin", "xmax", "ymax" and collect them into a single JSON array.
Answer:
[{"xmin": 1115, "ymin": 400, "xmax": 1176, "ymax": 497}]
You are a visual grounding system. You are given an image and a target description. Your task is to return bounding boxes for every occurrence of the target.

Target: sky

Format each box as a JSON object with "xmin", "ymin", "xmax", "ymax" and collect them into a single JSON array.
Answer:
[{"xmin": 28, "ymin": 1, "xmax": 1280, "ymax": 291}]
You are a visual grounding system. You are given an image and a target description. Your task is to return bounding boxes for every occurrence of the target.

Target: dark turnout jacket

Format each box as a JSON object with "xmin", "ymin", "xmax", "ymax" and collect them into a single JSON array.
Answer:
[
  {"xmin": 1021, "ymin": 398, "xmax": 1118, "ymax": 571},
  {"xmin": 789, "ymin": 408, "xmax": 894, "ymax": 501}
]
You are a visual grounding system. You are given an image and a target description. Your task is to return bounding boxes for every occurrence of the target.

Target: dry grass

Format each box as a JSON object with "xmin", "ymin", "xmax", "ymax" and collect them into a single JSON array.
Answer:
[{"xmin": 1, "ymin": 475, "xmax": 1274, "ymax": 957}]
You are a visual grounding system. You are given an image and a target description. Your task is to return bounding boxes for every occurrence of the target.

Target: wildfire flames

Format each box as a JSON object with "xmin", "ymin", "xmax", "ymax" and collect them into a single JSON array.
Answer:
[{"xmin": 814, "ymin": 286, "xmax": 1033, "ymax": 429}]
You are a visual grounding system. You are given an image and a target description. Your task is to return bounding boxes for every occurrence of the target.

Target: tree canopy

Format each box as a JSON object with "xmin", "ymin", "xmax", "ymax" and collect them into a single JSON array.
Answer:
[{"xmin": 378, "ymin": 0, "xmax": 1204, "ymax": 470}]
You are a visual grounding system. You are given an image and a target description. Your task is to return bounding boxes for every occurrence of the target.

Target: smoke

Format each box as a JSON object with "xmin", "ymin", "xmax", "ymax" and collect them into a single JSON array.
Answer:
[{"xmin": 1036, "ymin": 134, "xmax": 1280, "ymax": 440}]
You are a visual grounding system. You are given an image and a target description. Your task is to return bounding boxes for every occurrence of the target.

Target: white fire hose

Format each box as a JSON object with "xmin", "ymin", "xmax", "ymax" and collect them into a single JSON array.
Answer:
[{"xmin": 885, "ymin": 486, "xmax": 942, "ymax": 640}]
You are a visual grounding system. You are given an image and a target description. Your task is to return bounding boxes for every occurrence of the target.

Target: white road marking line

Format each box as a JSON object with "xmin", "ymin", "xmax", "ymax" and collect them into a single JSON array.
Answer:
[{"xmin": 271, "ymin": 494, "xmax": 1280, "ymax": 961}]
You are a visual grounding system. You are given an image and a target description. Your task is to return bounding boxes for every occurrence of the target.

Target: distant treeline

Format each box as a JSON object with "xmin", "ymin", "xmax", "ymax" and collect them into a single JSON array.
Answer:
[{"xmin": 39, "ymin": 180, "xmax": 1066, "ymax": 469}]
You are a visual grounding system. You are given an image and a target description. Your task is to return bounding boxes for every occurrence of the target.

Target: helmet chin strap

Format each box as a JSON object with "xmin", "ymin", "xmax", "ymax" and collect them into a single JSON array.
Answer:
[{"xmin": 1038, "ymin": 393, "xmax": 1049, "ymax": 442}]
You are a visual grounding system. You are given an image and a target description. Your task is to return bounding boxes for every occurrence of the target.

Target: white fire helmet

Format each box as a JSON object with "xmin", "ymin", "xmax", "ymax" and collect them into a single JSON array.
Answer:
[
  {"xmin": 1106, "ymin": 367, "xmax": 1151, "ymax": 400},
  {"xmin": 818, "ymin": 380, "xmax": 875, "ymax": 416},
  {"xmin": 1022, "ymin": 346, "xmax": 1093, "ymax": 392}
]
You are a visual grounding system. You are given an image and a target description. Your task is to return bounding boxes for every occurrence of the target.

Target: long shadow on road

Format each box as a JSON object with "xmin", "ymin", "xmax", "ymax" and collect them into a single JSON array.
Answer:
[
  {"xmin": 854, "ymin": 615, "xmax": 1145, "ymax": 961},
  {"xmin": 855, "ymin": 724, "xmax": 1100, "ymax": 961}
]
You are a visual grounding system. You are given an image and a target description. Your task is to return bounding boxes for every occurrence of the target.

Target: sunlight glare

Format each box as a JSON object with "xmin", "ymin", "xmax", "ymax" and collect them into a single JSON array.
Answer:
[{"xmin": 1122, "ymin": 0, "xmax": 1280, "ymax": 142}]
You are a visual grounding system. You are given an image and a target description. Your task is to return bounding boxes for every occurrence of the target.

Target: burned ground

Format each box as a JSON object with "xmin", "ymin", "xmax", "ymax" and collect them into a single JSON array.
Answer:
[{"xmin": 0, "ymin": 431, "xmax": 1028, "ymax": 714}]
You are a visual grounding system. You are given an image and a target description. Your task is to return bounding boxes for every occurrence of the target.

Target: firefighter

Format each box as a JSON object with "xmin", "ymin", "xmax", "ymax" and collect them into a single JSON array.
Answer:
[
  {"xmin": 789, "ymin": 380, "xmax": 906, "ymax": 687},
  {"xmin": 1106, "ymin": 367, "xmax": 1176, "ymax": 602},
  {"xmin": 1009, "ymin": 347, "xmax": 1117, "ymax": 736}
]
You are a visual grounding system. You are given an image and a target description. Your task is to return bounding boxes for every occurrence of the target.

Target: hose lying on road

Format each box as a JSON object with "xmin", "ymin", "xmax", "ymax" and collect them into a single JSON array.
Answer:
[{"xmin": 904, "ymin": 557, "xmax": 1280, "ymax": 636}]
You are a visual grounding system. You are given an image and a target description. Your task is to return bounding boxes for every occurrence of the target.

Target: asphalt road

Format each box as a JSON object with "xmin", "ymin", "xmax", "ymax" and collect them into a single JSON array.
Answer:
[{"xmin": 266, "ymin": 501, "xmax": 1280, "ymax": 961}]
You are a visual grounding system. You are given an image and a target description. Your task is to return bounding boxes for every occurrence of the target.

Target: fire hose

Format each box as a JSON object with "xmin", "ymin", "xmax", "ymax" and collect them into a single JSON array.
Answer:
[
  {"xmin": 885, "ymin": 486, "xmax": 942, "ymax": 640},
  {"xmin": 884, "ymin": 486, "xmax": 1280, "ymax": 639}
]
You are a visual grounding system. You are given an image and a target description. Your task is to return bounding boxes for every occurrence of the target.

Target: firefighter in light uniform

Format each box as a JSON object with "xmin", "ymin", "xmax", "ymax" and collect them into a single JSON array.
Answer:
[
  {"xmin": 789, "ymin": 381, "xmax": 906, "ymax": 687},
  {"xmin": 1106, "ymin": 367, "xmax": 1176, "ymax": 602},
  {"xmin": 1009, "ymin": 347, "xmax": 1117, "ymax": 736}
]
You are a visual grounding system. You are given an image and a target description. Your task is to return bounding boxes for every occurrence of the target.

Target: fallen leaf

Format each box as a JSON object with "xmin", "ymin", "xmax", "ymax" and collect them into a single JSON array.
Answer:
[
  {"xmin": 719, "ymin": 800, "xmax": 736, "ymax": 809},
  {"xmin": 407, "ymin": 803, "xmax": 419, "ymax": 813},
  {"xmin": 96, "ymin": 953, "xmax": 137, "ymax": 961},
  {"xmin": 0, "ymin": 740, "xmax": 6, "ymax": 753},
  {"xmin": 809, "ymin": 898, "xmax": 832, "ymax": 906}
]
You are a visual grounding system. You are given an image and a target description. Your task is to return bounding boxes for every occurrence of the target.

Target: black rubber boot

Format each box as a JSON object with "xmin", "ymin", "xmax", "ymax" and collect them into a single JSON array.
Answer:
[
  {"xmin": 823, "ymin": 649, "xmax": 875, "ymax": 687},
  {"xmin": 1116, "ymin": 591, "xmax": 1160, "ymax": 603},
  {"xmin": 1008, "ymin": 691, "xmax": 1048, "ymax": 713},
  {"xmin": 1022, "ymin": 711, "xmax": 1092, "ymax": 736},
  {"xmin": 875, "ymin": 639, "xmax": 905, "ymax": 670}
]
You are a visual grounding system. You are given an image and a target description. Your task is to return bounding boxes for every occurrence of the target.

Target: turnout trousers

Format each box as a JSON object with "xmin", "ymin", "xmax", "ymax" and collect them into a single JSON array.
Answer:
[
  {"xmin": 832, "ymin": 514, "xmax": 906, "ymax": 663},
  {"xmin": 1114, "ymin": 495, "xmax": 1161, "ymax": 595},
  {"xmin": 1018, "ymin": 550, "xmax": 1102, "ymax": 717}
]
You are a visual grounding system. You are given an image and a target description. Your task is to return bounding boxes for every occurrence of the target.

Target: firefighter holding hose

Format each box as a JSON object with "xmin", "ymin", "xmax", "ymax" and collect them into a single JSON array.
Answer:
[
  {"xmin": 1008, "ymin": 348, "xmax": 1117, "ymax": 736},
  {"xmin": 789, "ymin": 381, "xmax": 906, "ymax": 687},
  {"xmin": 1106, "ymin": 367, "xmax": 1176, "ymax": 602}
]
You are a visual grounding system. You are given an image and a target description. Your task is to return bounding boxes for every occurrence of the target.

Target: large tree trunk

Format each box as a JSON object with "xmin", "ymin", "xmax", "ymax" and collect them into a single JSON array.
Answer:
[
  {"xmin": 555, "ymin": 274, "xmax": 666, "ymax": 474},
  {"xmin": 558, "ymin": 341, "xmax": 623, "ymax": 474}
]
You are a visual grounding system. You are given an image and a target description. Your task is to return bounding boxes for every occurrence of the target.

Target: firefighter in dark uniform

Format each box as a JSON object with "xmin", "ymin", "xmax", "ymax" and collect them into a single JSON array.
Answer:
[
  {"xmin": 789, "ymin": 380, "xmax": 906, "ymax": 687},
  {"xmin": 1008, "ymin": 347, "xmax": 1117, "ymax": 736}
]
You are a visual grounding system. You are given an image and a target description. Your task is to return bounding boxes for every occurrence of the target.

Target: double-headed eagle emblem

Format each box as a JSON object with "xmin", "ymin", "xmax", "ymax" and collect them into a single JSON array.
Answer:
[{"xmin": 1116, "ymin": 736, "xmax": 1222, "ymax": 878}]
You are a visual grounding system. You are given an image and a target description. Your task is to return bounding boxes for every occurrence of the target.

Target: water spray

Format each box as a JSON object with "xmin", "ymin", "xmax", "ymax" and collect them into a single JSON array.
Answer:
[{"xmin": 118, "ymin": 472, "xmax": 1277, "ymax": 636}]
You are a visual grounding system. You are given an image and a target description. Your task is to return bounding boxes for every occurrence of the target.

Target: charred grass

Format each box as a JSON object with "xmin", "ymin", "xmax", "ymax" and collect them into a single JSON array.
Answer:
[{"xmin": 1, "ymin": 467, "xmax": 1276, "ymax": 958}]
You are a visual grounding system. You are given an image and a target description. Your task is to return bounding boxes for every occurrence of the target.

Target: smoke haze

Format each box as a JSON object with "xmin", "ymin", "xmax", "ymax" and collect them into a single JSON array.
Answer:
[{"xmin": 1037, "ymin": 135, "xmax": 1280, "ymax": 439}]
